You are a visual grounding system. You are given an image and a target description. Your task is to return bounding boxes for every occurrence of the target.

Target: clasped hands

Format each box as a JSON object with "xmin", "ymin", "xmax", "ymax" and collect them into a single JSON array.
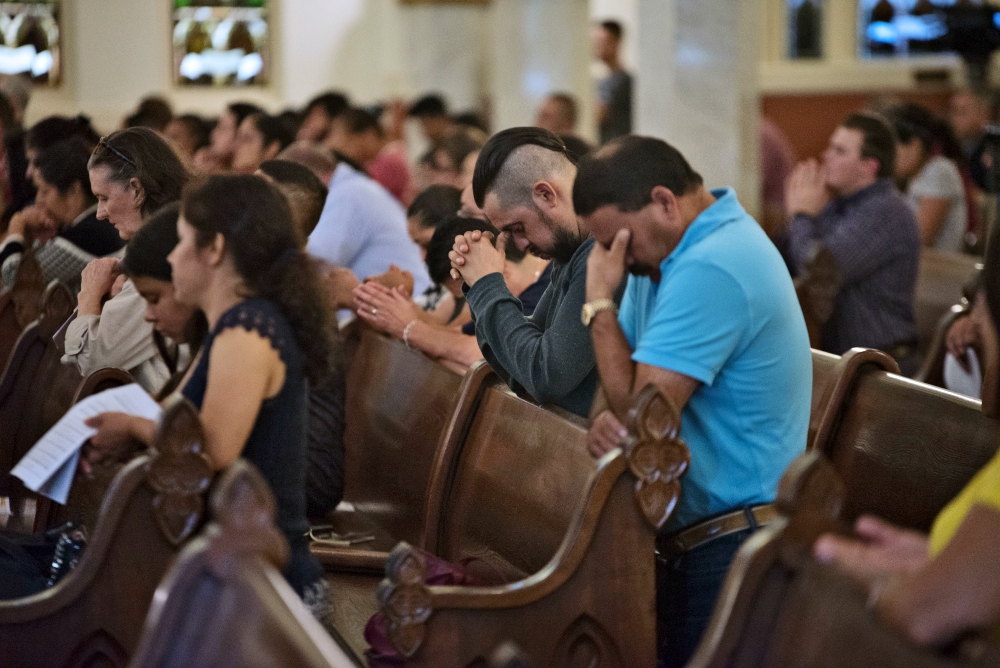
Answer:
[
  {"xmin": 785, "ymin": 158, "xmax": 831, "ymax": 218},
  {"xmin": 7, "ymin": 205, "xmax": 58, "ymax": 243},
  {"xmin": 448, "ymin": 230, "xmax": 506, "ymax": 287},
  {"xmin": 79, "ymin": 257, "xmax": 126, "ymax": 316}
]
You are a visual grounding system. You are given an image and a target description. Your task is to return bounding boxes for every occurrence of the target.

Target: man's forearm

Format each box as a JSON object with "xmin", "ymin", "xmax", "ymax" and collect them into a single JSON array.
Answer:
[
  {"xmin": 589, "ymin": 309, "xmax": 636, "ymax": 418},
  {"xmin": 410, "ymin": 320, "xmax": 483, "ymax": 367}
]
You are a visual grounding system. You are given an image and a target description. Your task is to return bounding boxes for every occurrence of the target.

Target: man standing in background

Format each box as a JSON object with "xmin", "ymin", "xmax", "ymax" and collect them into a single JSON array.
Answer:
[{"xmin": 593, "ymin": 20, "xmax": 632, "ymax": 145}]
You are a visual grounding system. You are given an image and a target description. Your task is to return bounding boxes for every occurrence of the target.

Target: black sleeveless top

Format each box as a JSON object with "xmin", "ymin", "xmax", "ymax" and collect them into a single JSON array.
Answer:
[{"xmin": 181, "ymin": 298, "xmax": 321, "ymax": 595}]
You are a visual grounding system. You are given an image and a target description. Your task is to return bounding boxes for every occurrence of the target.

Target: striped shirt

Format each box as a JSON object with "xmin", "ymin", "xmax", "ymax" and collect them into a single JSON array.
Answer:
[{"xmin": 787, "ymin": 179, "xmax": 920, "ymax": 354}]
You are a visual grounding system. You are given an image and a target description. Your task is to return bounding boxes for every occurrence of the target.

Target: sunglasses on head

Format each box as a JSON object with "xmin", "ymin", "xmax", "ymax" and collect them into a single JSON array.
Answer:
[{"xmin": 97, "ymin": 136, "xmax": 136, "ymax": 167}]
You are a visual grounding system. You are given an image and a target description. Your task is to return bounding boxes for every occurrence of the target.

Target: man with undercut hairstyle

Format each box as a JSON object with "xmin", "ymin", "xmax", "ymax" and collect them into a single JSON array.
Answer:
[
  {"xmin": 449, "ymin": 127, "xmax": 618, "ymax": 417},
  {"xmin": 576, "ymin": 136, "xmax": 810, "ymax": 667}
]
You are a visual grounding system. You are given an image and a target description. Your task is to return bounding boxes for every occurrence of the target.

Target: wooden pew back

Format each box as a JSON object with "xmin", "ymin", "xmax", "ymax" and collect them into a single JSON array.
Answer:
[
  {"xmin": 0, "ymin": 395, "xmax": 213, "ymax": 668},
  {"xmin": 915, "ymin": 249, "xmax": 979, "ymax": 349},
  {"xmin": 129, "ymin": 461, "xmax": 358, "ymax": 668},
  {"xmin": 341, "ymin": 330, "xmax": 467, "ymax": 545},
  {"xmin": 436, "ymin": 385, "xmax": 594, "ymax": 579},
  {"xmin": 0, "ymin": 247, "xmax": 45, "ymax": 372},
  {"xmin": 809, "ymin": 350, "xmax": 839, "ymax": 449}
]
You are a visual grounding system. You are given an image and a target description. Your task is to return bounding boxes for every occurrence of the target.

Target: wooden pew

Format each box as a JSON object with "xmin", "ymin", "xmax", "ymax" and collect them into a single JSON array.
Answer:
[
  {"xmin": 687, "ymin": 453, "xmax": 1000, "ymax": 668},
  {"xmin": 0, "ymin": 246, "xmax": 45, "ymax": 372},
  {"xmin": 810, "ymin": 347, "xmax": 997, "ymax": 532},
  {"xmin": 0, "ymin": 395, "xmax": 213, "ymax": 668},
  {"xmin": 310, "ymin": 329, "xmax": 493, "ymax": 574},
  {"xmin": 915, "ymin": 249, "xmax": 979, "ymax": 352},
  {"xmin": 0, "ymin": 281, "xmax": 80, "ymax": 532},
  {"xmin": 371, "ymin": 385, "xmax": 690, "ymax": 667},
  {"xmin": 128, "ymin": 460, "xmax": 359, "ymax": 668}
]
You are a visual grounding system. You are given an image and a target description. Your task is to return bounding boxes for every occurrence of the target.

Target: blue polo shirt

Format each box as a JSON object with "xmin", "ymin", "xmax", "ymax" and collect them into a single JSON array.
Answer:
[{"xmin": 619, "ymin": 188, "xmax": 811, "ymax": 531}]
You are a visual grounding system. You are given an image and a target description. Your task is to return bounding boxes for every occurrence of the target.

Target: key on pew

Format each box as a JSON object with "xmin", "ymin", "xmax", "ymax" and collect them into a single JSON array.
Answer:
[
  {"xmin": 129, "ymin": 460, "xmax": 359, "ymax": 668},
  {"xmin": 0, "ymin": 394, "xmax": 213, "ymax": 668},
  {"xmin": 811, "ymin": 348, "xmax": 998, "ymax": 532},
  {"xmin": 374, "ymin": 385, "xmax": 690, "ymax": 667},
  {"xmin": 0, "ymin": 281, "xmax": 80, "ymax": 533},
  {"xmin": 688, "ymin": 451, "xmax": 1000, "ymax": 668},
  {"xmin": 310, "ymin": 329, "xmax": 493, "ymax": 574}
]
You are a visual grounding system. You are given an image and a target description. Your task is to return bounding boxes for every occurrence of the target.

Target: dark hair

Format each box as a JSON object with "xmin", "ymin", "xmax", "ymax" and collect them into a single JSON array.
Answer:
[
  {"xmin": 561, "ymin": 134, "xmax": 592, "ymax": 161},
  {"xmin": 841, "ymin": 112, "xmax": 897, "ymax": 179},
  {"xmin": 172, "ymin": 114, "xmax": 211, "ymax": 151},
  {"xmin": 887, "ymin": 103, "xmax": 963, "ymax": 163},
  {"xmin": 181, "ymin": 175, "xmax": 332, "ymax": 383},
  {"xmin": 342, "ymin": 107, "xmax": 383, "ymax": 136},
  {"xmin": 258, "ymin": 159, "xmax": 328, "ymax": 237},
  {"xmin": 26, "ymin": 115, "xmax": 100, "ymax": 152},
  {"xmin": 122, "ymin": 202, "xmax": 180, "ymax": 282},
  {"xmin": 472, "ymin": 126, "xmax": 570, "ymax": 207},
  {"xmin": 277, "ymin": 109, "xmax": 302, "ymax": 138},
  {"xmin": 34, "ymin": 137, "xmax": 95, "ymax": 203},
  {"xmin": 573, "ymin": 135, "xmax": 703, "ymax": 217},
  {"xmin": 0, "ymin": 93, "xmax": 15, "ymax": 135},
  {"xmin": 126, "ymin": 96, "xmax": 173, "ymax": 132},
  {"xmin": 600, "ymin": 20, "xmax": 623, "ymax": 39},
  {"xmin": 452, "ymin": 111, "xmax": 489, "ymax": 135},
  {"xmin": 407, "ymin": 185, "xmax": 463, "ymax": 229},
  {"xmin": 410, "ymin": 94, "xmax": 448, "ymax": 118},
  {"xmin": 434, "ymin": 131, "xmax": 484, "ymax": 174},
  {"xmin": 88, "ymin": 127, "xmax": 190, "ymax": 218},
  {"xmin": 247, "ymin": 112, "xmax": 294, "ymax": 152},
  {"xmin": 425, "ymin": 216, "xmax": 499, "ymax": 284},
  {"xmin": 304, "ymin": 91, "xmax": 350, "ymax": 119},
  {"xmin": 228, "ymin": 102, "xmax": 264, "ymax": 128}
]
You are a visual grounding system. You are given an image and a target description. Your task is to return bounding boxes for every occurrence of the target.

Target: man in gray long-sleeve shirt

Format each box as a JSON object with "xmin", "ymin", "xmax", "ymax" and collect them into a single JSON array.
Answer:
[
  {"xmin": 449, "ymin": 127, "xmax": 615, "ymax": 417},
  {"xmin": 786, "ymin": 112, "xmax": 920, "ymax": 367}
]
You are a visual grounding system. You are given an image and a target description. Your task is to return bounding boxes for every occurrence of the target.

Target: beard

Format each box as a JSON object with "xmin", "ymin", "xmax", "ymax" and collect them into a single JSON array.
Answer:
[{"xmin": 525, "ymin": 209, "xmax": 583, "ymax": 264}]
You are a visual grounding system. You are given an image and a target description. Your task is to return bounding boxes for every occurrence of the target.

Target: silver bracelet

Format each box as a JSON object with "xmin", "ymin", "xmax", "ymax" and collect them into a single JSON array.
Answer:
[{"xmin": 402, "ymin": 320, "xmax": 417, "ymax": 350}]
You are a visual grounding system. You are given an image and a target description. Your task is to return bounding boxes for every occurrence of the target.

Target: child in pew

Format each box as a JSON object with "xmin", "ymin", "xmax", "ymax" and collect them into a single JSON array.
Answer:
[
  {"xmin": 61, "ymin": 128, "xmax": 191, "ymax": 394},
  {"xmin": 354, "ymin": 215, "xmax": 551, "ymax": 369},
  {"xmin": 815, "ymin": 226, "xmax": 1000, "ymax": 646},
  {"xmin": 82, "ymin": 175, "xmax": 336, "ymax": 624}
]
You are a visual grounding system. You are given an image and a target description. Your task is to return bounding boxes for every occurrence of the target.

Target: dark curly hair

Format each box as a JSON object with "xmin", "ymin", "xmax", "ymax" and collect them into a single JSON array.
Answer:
[
  {"xmin": 180, "ymin": 175, "xmax": 333, "ymax": 384},
  {"xmin": 88, "ymin": 127, "xmax": 190, "ymax": 219}
]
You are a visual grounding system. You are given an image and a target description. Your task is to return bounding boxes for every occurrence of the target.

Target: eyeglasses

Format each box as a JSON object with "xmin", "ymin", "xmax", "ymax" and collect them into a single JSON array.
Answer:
[{"xmin": 96, "ymin": 136, "xmax": 136, "ymax": 167}]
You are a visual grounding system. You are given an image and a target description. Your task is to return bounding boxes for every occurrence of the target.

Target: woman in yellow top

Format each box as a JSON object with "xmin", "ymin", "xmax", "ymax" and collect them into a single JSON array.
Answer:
[{"xmin": 815, "ymin": 230, "xmax": 1000, "ymax": 646}]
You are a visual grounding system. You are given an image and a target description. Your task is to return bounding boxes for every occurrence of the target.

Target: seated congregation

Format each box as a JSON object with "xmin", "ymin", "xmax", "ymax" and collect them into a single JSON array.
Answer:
[{"xmin": 0, "ymin": 82, "xmax": 996, "ymax": 668}]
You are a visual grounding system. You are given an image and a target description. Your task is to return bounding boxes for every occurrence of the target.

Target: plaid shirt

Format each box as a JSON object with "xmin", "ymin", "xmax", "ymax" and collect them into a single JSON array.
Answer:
[{"xmin": 787, "ymin": 179, "xmax": 921, "ymax": 354}]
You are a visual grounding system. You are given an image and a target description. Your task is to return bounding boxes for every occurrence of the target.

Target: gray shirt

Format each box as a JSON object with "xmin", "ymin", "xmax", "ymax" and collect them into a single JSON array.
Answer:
[
  {"xmin": 465, "ymin": 237, "xmax": 602, "ymax": 417},
  {"xmin": 787, "ymin": 179, "xmax": 921, "ymax": 354},
  {"xmin": 598, "ymin": 69, "xmax": 632, "ymax": 144},
  {"xmin": 906, "ymin": 155, "xmax": 967, "ymax": 253}
]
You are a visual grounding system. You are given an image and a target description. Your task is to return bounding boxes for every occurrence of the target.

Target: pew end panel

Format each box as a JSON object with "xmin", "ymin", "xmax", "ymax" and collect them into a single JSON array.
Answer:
[
  {"xmin": 689, "ymin": 450, "xmax": 1000, "ymax": 668},
  {"xmin": 129, "ymin": 460, "xmax": 359, "ymax": 668},
  {"xmin": 0, "ymin": 395, "xmax": 213, "ymax": 668},
  {"xmin": 311, "ymin": 330, "xmax": 494, "ymax": 574},
  {"xmin": 0, "ymin": 245, "xmax": 46, "ymax": 369},
  {"xmin": 915, "ymin": 250, "xmax": 980, "ymax": 354},
  {"xmin": 377, "ymin": 385, "xmax": 690, "ymax": 667}
]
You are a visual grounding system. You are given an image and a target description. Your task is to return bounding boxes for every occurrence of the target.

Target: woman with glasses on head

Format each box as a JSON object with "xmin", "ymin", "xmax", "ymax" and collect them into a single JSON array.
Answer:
[{"xmin": 61, "ymin": 127, "xmax": 190, "ymax": 393}]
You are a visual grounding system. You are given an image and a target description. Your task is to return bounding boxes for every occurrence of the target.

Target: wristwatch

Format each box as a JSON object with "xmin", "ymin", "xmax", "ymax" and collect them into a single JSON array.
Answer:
[{"xmin": 581, "ymin": 299, "xmax": 618, "ymax": 326}]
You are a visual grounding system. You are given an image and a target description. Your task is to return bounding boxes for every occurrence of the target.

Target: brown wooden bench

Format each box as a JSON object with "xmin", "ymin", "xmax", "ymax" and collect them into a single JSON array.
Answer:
[
  {"xmin": 810, "ymin": 347, "xmax": 998, "ymax": 532},
  {"xmin": 0, "ymin": 281, "xmax": 81, "ymax": 532},
  {"xmin": 915, "ymin": 249, "xmax": 980, "ymax": 353},
  {"xmin": 128, "ymin": 460, "xmax": 359, "ymax": 668},
  {"xmin": 0, "ymin": 394, "xmax": 213, "ymax": 668},
  {"xmin": 369, "ymin": 385, "xmax": 690, "ymax": 667},
  {"xmin": 686, "ymin": 452, "xmax": 1000, "ymax": 668},
  {"xmin": 0, "ymin": 246, "xmax": 46, "ymax": 373},
  {"xmin": 310, "ymin": 329, "xmax": 493, "ymax": 574}
]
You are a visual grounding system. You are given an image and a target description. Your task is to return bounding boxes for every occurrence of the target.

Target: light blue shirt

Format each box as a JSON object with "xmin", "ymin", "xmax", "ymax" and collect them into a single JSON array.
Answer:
[
  {"xmin": 619, "ymin": 188, "xmax": 811, "ymax": 530},
  {"xmin": 307, "ymin": 162, "xmax": 431, "ymax": 295}
]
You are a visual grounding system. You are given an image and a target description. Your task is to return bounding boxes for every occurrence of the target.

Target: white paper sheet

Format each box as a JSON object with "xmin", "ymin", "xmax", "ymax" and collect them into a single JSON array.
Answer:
[{"xmin": 10, "ymin": 384, "xmax": 162, "ymax": 504}]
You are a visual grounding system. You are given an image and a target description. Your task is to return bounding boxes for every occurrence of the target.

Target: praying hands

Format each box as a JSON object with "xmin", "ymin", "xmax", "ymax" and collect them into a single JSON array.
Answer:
[{"xmin": 449, "ymin": 229, "xmax": 507, "ymax": 287}]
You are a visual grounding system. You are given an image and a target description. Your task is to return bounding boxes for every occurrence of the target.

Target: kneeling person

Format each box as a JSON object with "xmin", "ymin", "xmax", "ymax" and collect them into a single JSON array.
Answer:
[{"xmin": 576, "ymin": 137, "xmax": 811, "ymax": 666}]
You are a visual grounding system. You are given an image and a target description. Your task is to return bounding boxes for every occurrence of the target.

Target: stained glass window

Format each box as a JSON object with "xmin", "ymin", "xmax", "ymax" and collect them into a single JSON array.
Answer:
[
  {"xmin": 172, "ymin": 0, "xmax": 268, "ymax": 87},
  {"xmin": 0, "ymin": 1, "xmax": 60, "ymax": 85},
  {"xmin": 789, "ymin": 0, "xmax": 823, "ymax": 59},
  {"xmin": 858, "ymin": 0, "xmax": 958, "ymax": 58}
]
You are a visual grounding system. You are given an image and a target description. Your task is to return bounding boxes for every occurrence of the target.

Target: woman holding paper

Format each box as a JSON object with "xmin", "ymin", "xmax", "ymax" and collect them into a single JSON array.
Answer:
[{"xmin": 84, "ymin": 175, "xmax": 335, "ymax": 623}]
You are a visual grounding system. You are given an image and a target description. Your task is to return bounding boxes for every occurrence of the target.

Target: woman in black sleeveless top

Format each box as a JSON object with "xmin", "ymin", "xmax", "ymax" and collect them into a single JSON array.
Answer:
[{"xmin": 85, "ymin": 175, "xmax": 334, "ymax": 617}]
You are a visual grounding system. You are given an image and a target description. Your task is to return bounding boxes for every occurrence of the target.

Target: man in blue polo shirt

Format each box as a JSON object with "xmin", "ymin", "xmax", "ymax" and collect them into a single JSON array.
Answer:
[{"xmin": 574, "ymin": 136, "xmax": 811, "ymax": 667}]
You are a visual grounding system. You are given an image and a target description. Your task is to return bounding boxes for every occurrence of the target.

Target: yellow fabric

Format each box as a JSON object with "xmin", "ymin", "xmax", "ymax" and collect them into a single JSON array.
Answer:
[{"xmin": 929, "ymin": 449, "xmax": 1000, "ymax": 556}]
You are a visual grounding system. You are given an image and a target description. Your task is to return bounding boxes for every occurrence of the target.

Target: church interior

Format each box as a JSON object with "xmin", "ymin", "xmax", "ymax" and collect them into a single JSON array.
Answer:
[{"xmin": 0, "ymin": 1, "xmax": 999, "ymax": 667}]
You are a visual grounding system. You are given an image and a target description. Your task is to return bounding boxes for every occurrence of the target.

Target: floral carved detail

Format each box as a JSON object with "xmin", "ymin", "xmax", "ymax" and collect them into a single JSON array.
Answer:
[
  {"xmin": 775, "ymin": 450, "xmax": 845, "ymax": 553},
  {"xmin": 552, "ymin": 614, "xmax": 623, "ymax": 668},
  {"xmin": 622, "ymin": 384, "xmax": 691, "ymax": 530},
  {"xmin": 378, "ymin": 542, "xmax": 433, "ymax": 658},
  {"xmin": 146, "ymin": 395, "xmax": 213, "ymax": 546},
  {"xmin": 208, "ymin": 459, "xmax": 288, "ymax": 571}
]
